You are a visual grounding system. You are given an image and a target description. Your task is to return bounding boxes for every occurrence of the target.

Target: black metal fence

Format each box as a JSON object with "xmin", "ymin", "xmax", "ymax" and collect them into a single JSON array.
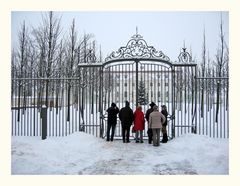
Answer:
[
  {"xmin": 11, "ymin": 74, "xmax": 229, "ymax": 139},
  {"xmin": 11, "ymin": 77, "xmax": 102, "ymax": 137},
  {"xmin": 194, "ymin": 76, "xmax": 229, "ymax": 138},
  {"xmin": 11, "ymin": 33, "xmax": 229, "ymax": 139}
]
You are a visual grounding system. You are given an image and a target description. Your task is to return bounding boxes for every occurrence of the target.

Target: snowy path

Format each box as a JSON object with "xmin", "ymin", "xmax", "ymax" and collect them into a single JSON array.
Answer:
[
  {"xmin": 79, "ymin": 142, "xmax": 197, "ymax": 175},
  {"xmin": 11, "ymin": 132, "xmax": 228, "ymax": 175}
]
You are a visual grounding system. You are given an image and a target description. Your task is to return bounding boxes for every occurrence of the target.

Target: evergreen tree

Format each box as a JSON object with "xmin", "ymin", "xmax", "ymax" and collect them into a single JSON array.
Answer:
[{"xmin": 138, "ymin": 80, "xmax": 148, "ymax": 105}]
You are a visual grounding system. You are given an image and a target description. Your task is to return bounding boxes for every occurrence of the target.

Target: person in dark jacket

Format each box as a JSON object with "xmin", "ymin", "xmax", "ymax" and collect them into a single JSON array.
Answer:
[
  {"xmin": 119, "ymin": 101, "xmax": 134, "ymax": 143},
  {"xmin": 145, "ymin": 102, "xmax": 155, "ymax": 144},
  {"xmin": 106, "ymin": 102, "xmax": 119, "ymax": 141},
  {"xmin": 161, "ymin": 105, "xmax": 168, "ymax": 143}
]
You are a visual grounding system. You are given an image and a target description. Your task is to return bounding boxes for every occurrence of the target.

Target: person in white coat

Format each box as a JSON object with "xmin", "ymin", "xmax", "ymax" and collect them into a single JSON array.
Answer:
[{"xmin": 149, "ymin": 105, "xmax": 166, "ymax": 146}]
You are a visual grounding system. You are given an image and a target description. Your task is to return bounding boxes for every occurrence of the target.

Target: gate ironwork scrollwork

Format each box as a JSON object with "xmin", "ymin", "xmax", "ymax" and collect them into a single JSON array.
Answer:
[{"xmin": 105, "ymin": 33, "xmax": 170, "ymax": 62}]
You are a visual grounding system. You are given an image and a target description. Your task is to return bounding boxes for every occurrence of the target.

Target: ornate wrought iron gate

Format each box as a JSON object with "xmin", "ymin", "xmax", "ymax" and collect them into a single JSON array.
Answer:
[{"xmin": 78, "ymin": 32, "xmax": 197, "ymax": 139}]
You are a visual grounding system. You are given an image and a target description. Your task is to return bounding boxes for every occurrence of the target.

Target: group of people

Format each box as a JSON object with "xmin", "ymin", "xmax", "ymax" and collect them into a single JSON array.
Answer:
[{"xmin": 106, "ymin": 101, "xmax": 168, "ymax": 147}]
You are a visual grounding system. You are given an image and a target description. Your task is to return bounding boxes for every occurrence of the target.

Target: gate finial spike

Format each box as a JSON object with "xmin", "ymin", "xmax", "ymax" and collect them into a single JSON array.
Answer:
[
  {"xmin": 136, "ymin": 26, "xmax": 138, "ymax": 35},
  {"xmin": 183, "ymin": 40, "xmax": 186, "ymax": 52}
]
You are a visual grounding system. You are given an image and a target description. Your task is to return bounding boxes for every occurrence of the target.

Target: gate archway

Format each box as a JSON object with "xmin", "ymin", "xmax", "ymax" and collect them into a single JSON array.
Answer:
[{"xmin": 78, "ymin": 32, "xmax": 197, "ymax": 139}]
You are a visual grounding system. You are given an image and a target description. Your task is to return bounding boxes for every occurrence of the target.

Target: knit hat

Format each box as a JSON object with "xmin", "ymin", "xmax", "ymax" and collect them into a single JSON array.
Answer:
[
  {"xmin": 161, "ymin": 105, "xmax": 167, "ymax": 110},
  {"xmin": 111, "ymin": 102, "xmax": 116, "ymax": 107},
  {"xmin": 149, "ymin": 102, "xmax": 155, "ymax": 108}
]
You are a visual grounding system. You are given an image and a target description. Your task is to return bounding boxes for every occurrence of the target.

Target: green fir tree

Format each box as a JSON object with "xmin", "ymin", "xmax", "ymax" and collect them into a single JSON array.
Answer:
[{"xmin": 138, "ymin": 80, "xmax": 148, "ymax": 105}]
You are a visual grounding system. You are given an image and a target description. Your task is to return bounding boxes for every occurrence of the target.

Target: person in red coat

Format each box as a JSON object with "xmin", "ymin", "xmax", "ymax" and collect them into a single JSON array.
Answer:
[{"xmin": 133, "ymin": 106, "xmax": 145, "ymax": 143}]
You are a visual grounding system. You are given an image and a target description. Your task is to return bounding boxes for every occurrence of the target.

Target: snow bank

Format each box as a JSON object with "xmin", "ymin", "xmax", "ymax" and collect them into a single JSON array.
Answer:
[{"xmin": 11, "ymin": 132, "xmax": 228, "ymax": 175}]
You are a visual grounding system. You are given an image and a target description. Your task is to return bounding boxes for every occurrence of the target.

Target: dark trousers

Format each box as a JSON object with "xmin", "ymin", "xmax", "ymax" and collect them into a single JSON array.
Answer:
[
  {"xmin": 147, "ymin": 128, "xmax": 153, "ymax": 144},
  {"xmin": 121, "ymin": 124, "xmax": 131, "ymax": 142},
  {"xmin": 106, "ymin": 123, "xmax": 116, "ymax": 141},
  {"xmin": 161, "ymin": 125, "xmax": 168, "ymax": 142}
]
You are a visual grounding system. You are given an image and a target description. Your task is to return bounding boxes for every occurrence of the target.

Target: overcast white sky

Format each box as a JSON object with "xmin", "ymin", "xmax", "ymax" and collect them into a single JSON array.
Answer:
[{"xmin": 11, "ymin": 11, "xmax": 228, "ymax": 63}]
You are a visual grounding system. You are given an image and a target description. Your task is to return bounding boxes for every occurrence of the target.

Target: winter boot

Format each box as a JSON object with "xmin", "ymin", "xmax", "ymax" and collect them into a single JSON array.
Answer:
[{"xmin": 162, "ymin": 133, "xmax": 168, "ymax": 143}]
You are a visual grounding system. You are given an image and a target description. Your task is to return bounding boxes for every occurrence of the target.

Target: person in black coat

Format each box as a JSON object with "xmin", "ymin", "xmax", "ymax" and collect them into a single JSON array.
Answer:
[
  {"xmin": 145, "ymin": 102, "xmax": 155, "ymax": 144},
  {"xmin": 106, "ymin": 102, "xmax": 119, "ymax": 141},
  {"xmin": 161, "ymin": 105, "xmax": 168, "ymax": 143},
  {"xmin": 119, "ymin": 101, "xmax": 134, "ymax": 143}
]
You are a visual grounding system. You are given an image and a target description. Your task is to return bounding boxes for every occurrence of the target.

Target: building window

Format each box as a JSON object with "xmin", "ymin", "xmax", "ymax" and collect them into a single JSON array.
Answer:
[
  {"xmin": 132, "ymin": 83, "xmax": 135, "ymax": 86},
  {"xmin": 124, "ymin": 91, "xmax": 127, "ymax": 97},
  {"xmin": 165, "ymin": 82, "xmax": 168, "ymax": 86},
  {"xmin": 150, "ymin": 82, "xmax": 153, "ymax": 86},
  {"xmin": 158, "ymin": 82, "xmax": 160, "ymax": 86},
  {"xmin": 116, "ymin": 83, "xmax": 120, "ymax": 87},
  {"xmin": 124, "ymin": 83, "xmax": 127, "ymax": 87},
  {"xmin": 124, "ymin": 75, "xmax": 127, "ymax": 78},
  {"xmin": 166, "ymin": 91, "xmax": 169, "ymax": 101}
]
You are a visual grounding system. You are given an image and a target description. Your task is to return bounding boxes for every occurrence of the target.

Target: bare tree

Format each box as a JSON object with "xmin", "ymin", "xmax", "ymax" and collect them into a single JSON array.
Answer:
[
  {"xmin": 206, "ymin": 51, "xmax": 213, "ymax": 111},
  {"xmin": 33, "ymin": 11, "xmax": 61, "ymax": 107},
  {"xmin": 33, "ymin": 20, "xmax": 47, "ymax": 107},
  {"xmin": 215, "ymin": 15, "xmax": 226, "ymax": 122},
  {"xmin": 200, "ymin": 27, "xmax": 207, "ymax": 117},
  {"xmin": 65, "ymin": 19, "xmax": 78, "ymax": 121},
  {"xmin": 223, "ymin": 42, "xmax": 229, "ymax": 111},
  {"xmin": 15, "ymin": 21, "xmax": 29, "ymax": 121},
  {"xmin": 25, "ymin": 39, "xmax": 38, "ymax": 96},
  {"xmin": 11, "ymin": 48, "xmax": 16, "ymax": 97},
  {"xmin": 79, "ymin": 36, "xmax": 93, "ymax": 98},
  {"xmin": 55, "ymin": 39, "xmax": 64, "ymax": 114}
]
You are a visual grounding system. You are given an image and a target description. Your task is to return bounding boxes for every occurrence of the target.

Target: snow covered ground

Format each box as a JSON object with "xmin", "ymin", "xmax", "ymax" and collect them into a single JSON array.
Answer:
[{"xmin": 11, "ymin": 132, "xmax": 228, "ymax": 175}]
